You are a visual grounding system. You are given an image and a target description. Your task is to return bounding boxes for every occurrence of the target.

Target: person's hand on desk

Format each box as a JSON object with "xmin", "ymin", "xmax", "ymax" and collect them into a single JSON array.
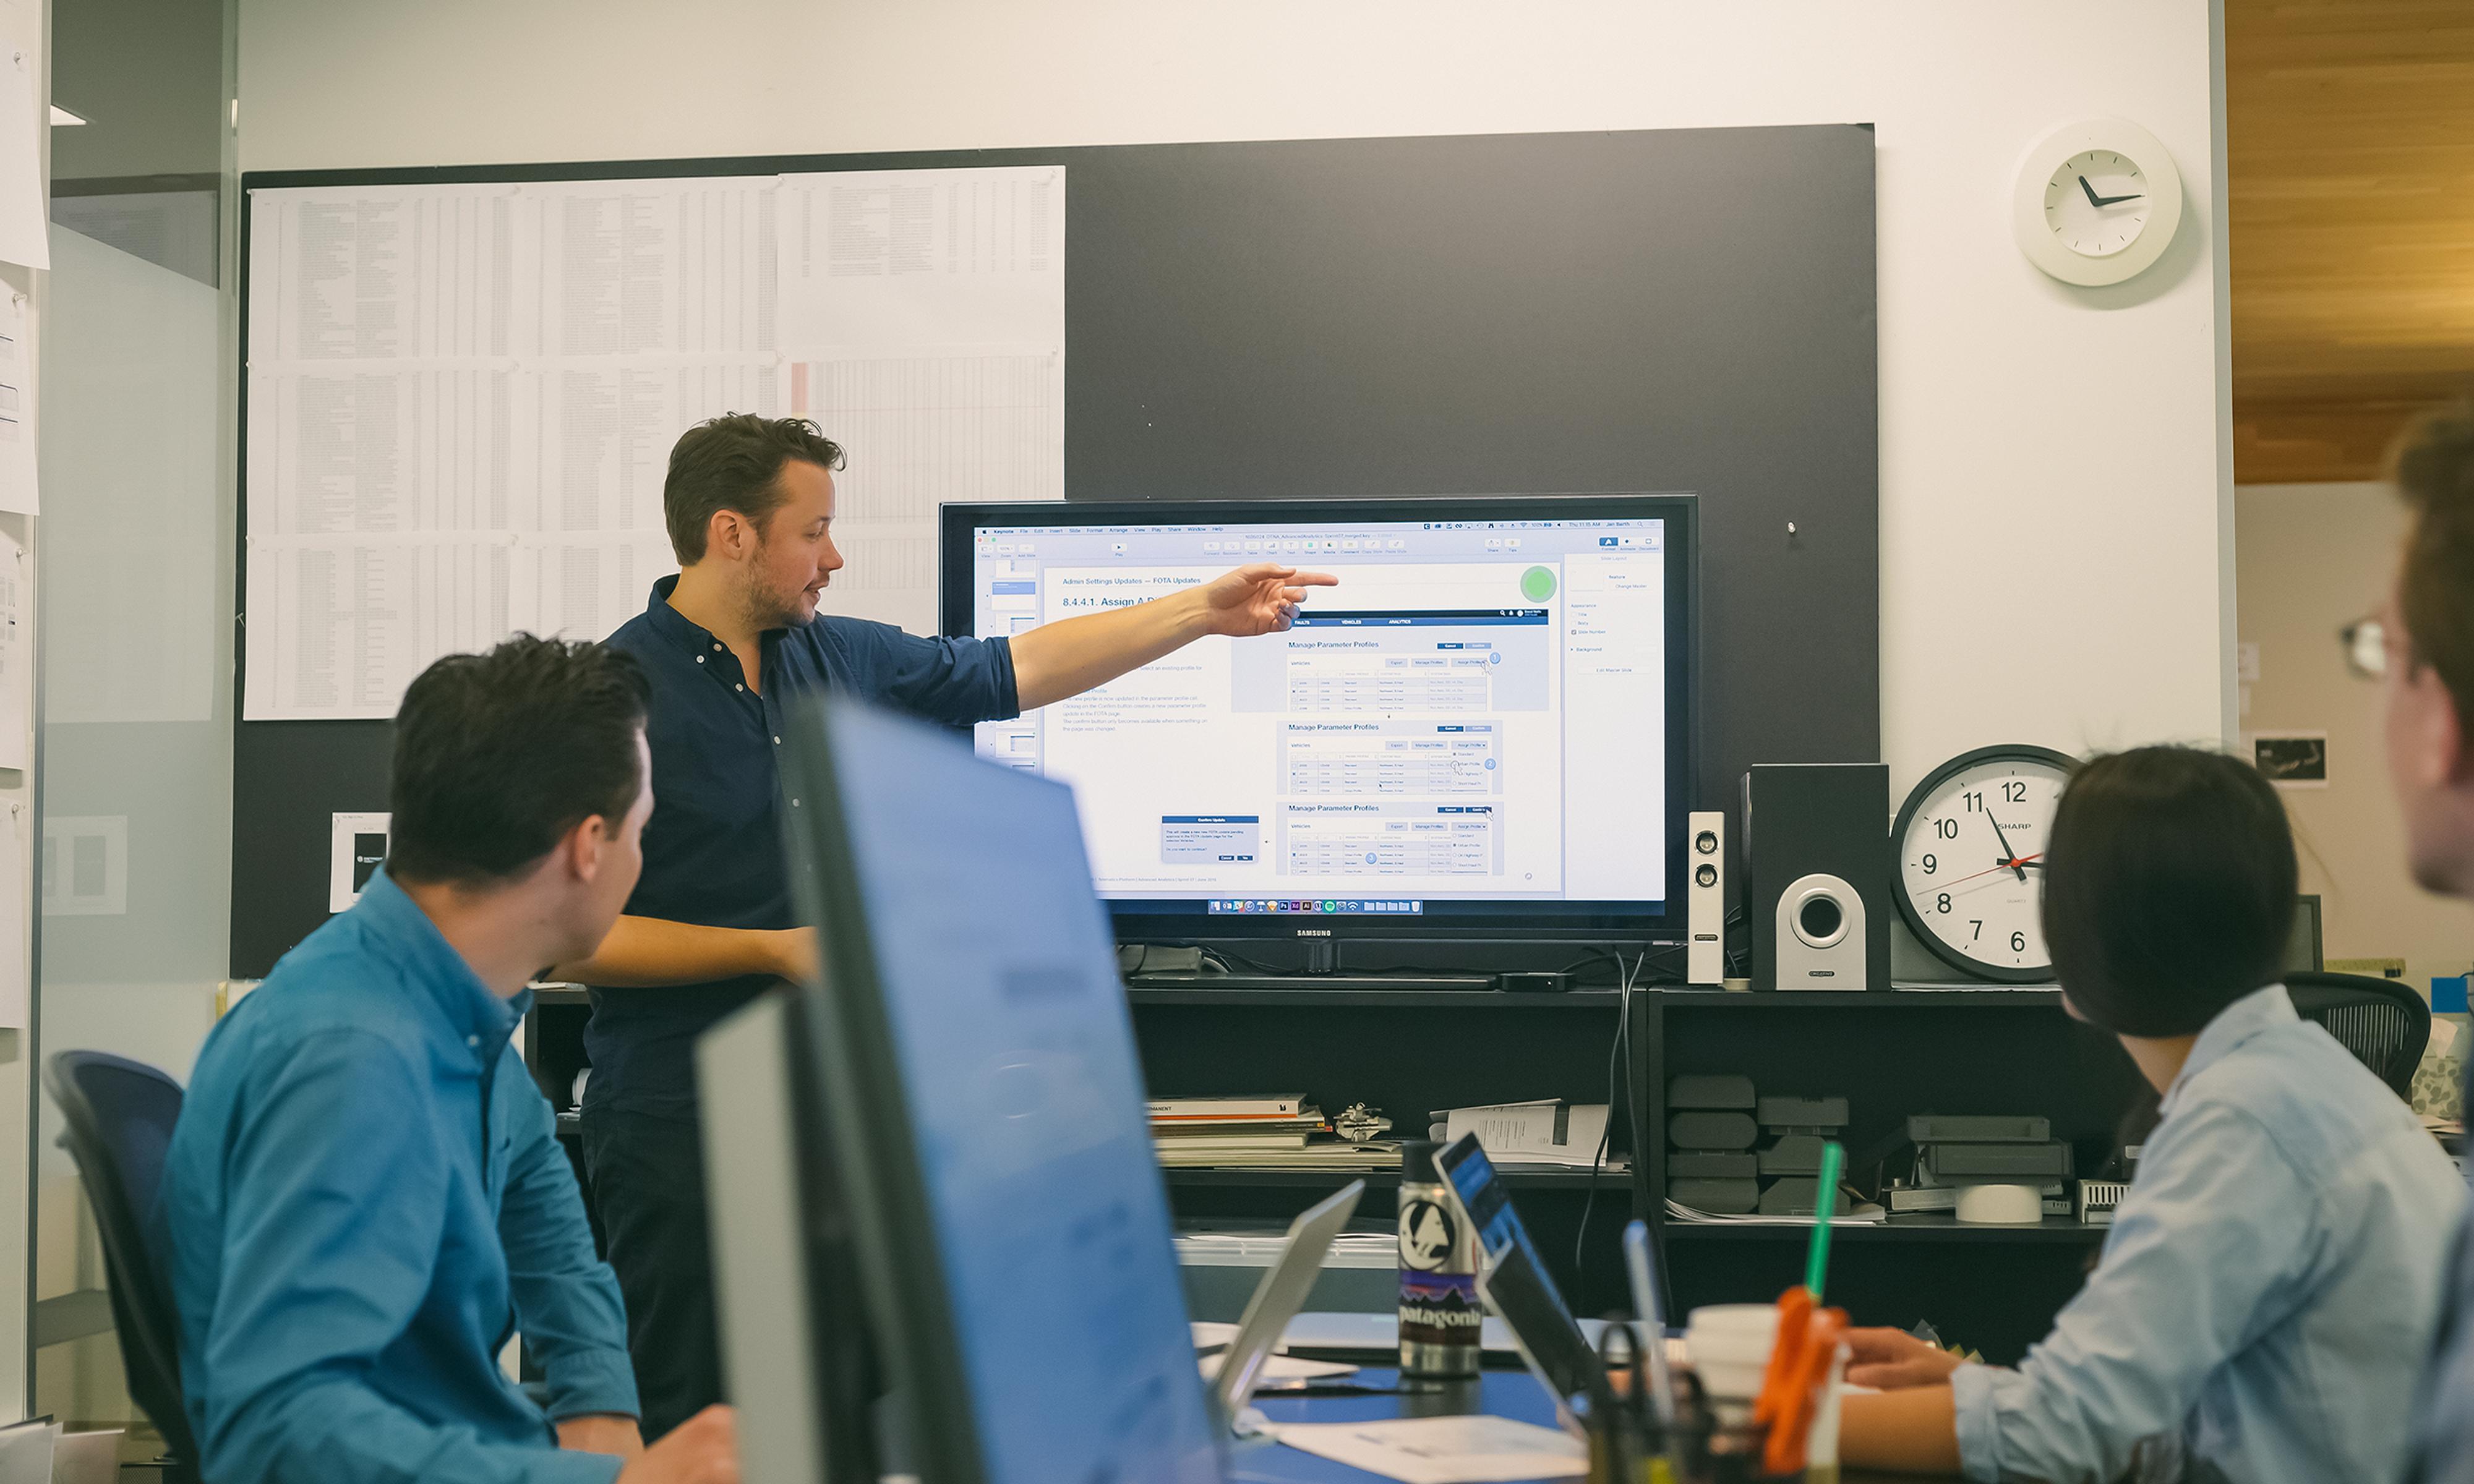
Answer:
[
  {"xmin": 558, "ymin": 1413, "xmax": 644, "ymax": 1460},
  {"xmin": 1845, "ymin": 1327, "xmax": 1966, "ymax": 1390},
  {"xmin": 614, "ymin": 1405, "xmax": 739, "ymax": 1484}
]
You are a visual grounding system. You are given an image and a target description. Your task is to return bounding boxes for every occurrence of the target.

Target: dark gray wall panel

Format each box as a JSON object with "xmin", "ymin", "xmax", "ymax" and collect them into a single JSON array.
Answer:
[{"xmin": 233, "ymin": 124, "xmax": 1877, "ymax": 976}]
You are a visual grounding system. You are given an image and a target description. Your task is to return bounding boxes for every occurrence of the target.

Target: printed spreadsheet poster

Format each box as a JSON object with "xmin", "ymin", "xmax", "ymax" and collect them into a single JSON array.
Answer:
[{"xmin": 242, "ymin": 166, "xmax": 1064, "ymax": 720}]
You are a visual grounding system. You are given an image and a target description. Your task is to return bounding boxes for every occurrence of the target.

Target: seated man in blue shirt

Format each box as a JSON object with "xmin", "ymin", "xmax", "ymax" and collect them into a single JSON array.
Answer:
[
  {"xmin": 1838, "ymin": 746, "xmax": 2463, "ymax": 1482},
  {"xmin": 552, "ymin": 413, "xmax": 1338, "ymax": 1436},
  {"xmin": 162, "ymin": 638, "xmax": 738, "ymax": 1484}
]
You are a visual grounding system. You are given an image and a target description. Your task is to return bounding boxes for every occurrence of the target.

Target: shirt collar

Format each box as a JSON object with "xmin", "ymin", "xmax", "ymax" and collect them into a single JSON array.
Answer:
[
  {"xmin": 349, "ymin": 868, "xmax": 524, "ymax": 1068},
  {"xmin": 643, "ymin": 574, "xmax": 708, "ymax": 655},
  {"xmin": 2158, "ymin": 981, "xmax": 2296, "ymax": 1116},
  {"xmin": 644, "ymin": 574, "xmax": 789, "ymax": 657}
]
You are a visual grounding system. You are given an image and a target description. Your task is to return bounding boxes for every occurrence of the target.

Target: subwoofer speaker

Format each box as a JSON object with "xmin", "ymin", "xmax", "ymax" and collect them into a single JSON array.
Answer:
[{"xmin": 1743, "ymin": 764, "xmax": 1891, "ymax": 992}]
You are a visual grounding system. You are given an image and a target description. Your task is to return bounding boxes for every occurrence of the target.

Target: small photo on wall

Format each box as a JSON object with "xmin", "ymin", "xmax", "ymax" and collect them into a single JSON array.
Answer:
[{"xmin": 2248, "ymin": 731, "xmax": 2329, "ymax": 790}]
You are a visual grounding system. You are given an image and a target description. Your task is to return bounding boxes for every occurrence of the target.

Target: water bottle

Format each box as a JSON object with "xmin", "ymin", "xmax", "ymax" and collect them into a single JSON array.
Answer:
[{"xmin": 1398, "ymin": 1140, "xmax": 1481, "ymax": 1380}]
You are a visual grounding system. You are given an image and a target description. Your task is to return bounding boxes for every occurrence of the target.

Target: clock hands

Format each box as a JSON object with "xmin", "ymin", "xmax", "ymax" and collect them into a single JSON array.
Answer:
[
  {"xmin": 1915, "ymin": 852, "xmax": 2045, "ymax": 896},
  {"xmin": 2076, "ymin": 174, "xmax": 2146, "ymax": 208},
  {"xmin": 1986, "ymin": 810, "xmax": 2028, "ymax": 882}
]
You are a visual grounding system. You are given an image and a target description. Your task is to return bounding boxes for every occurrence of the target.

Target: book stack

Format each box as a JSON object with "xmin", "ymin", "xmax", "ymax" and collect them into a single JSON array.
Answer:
[
  {"xmin": 1148, "ymin": 1095, "xmax": 1399, "ymax": 1169},
  {"xmin": 1892, "ymin": 1115, "xmax": 2074, "ymax": 1216}
]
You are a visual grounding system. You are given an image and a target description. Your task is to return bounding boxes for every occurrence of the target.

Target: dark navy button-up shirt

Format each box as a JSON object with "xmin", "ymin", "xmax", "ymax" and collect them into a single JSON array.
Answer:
[
  {"xmin": 163, "ymin": 868, "xmax": 636, "ymax": 1484},
  {"xmin": 588, "ymin": 576, "xmax": 1019, "ymax": 1117}
]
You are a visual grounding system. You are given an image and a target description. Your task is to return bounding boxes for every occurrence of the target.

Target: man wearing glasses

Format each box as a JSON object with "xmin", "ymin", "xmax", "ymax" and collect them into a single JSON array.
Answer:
[{"xmin": 2374, "ymin": 402, "xmax": 2474, "ymax": 1483}]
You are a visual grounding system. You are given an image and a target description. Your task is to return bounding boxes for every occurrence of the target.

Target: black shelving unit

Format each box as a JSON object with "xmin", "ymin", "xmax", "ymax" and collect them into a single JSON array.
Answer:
[
  {"xmin": 1644, "ymin": 986, "xmax": 2145, "ymax": 1362},
  {"xmin": 521, "ymin": 978, "xmax": 2144, "ymax": 1360},
  {"xmin": 521, "ymin": 981, "xmax": 1653, "ymax": 1318},
  {"xmin": 1128, "ymin": 985, "xmax": 1651, "ymax": 1318}
]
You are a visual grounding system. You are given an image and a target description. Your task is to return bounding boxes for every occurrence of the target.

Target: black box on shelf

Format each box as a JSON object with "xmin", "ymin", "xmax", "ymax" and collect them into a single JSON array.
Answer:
[
  {"xmin": 1907, "ymin": 1114, "xmax": 2050, "ymax": 1144},
  {"xmin": 1669, "ymin": 1177, "xmax": 1760, "ymax": 1214},
  {"xmin": 1667, "ymin": 1111, "xmax": 1758, "ymax": 1151},
  {"xmin": 1756, "ymin": 1177, "xmax": 1854, "ymax": 1217},
  {"xmin": 1922, "ymin": 1141, "xmax": 2074, "ymax": 1181},
  {"xmin": 1757, "ymin": 1095, "xmax": 1848, "ymax": 1130},
  {"xmin": 1757, "ymin": 1134, "xmax": 1829, "ymax": 1175},
  {"xmin": 1669, "ymin": 1151, "xmax": 1758, "ymax": 1179},
  {"xmin": 1667, "ymin": 1073, "xmax": 1756, "ymax": 1110}
]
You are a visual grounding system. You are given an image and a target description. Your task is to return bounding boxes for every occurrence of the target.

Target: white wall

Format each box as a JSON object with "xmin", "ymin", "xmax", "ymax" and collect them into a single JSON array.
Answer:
[
  {"xmin": 0, "ymin": 0, "xmax": 49, "ymax": 1418},
  {"xmin": 2236, "ymin": 482, "xmax": 2468, "ymax": 989},
  {"xmin": 234, "ymin": 0, "xmax": 2235, "ymax": 795}
]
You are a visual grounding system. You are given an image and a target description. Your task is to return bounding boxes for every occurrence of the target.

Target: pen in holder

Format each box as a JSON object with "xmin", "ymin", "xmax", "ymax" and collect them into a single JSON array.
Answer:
[{"xmin": 1583, "ymin": 1346, "xmax": 1771, "ymax": 1484}]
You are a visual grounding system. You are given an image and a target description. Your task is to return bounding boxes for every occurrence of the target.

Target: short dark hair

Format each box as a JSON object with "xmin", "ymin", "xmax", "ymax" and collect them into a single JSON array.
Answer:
[
  {"xmin": 2041, "ymin": 746, "xmax": 2297, "ymax": 1038},
  {"xmin": 2392, "ymin": 401, "xmax": 2474, "ymax": 736},
  {"xmin": 388, "ymin": 636, "xmax": 652, "ymax": 886},
  {"xmin": 663, "ymin": 413, "xmax": 846, "ymax": 563}
]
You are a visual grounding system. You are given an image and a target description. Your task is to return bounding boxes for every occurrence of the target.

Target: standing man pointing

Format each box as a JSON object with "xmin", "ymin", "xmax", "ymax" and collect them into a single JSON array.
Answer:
[{"xmin": 559, "ymin": 414, "xmax": 1335, "ymax": 1436}]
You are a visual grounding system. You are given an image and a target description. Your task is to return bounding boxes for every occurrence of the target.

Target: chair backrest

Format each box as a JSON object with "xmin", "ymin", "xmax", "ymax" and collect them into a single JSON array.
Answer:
[
  {"xmin": 2285, "ymin": 971, "xmax": 2431, "ymax": 1102},
  {"xmin": 43, "ymin": 1050, "xmax": 199, "ymax": 1483}
]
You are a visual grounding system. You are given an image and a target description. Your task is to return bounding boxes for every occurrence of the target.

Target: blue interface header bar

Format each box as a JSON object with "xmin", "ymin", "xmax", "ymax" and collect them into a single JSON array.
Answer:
[{"xmin": 1288, "ymin": 608, "xmax": 1549, "ymax": 628}]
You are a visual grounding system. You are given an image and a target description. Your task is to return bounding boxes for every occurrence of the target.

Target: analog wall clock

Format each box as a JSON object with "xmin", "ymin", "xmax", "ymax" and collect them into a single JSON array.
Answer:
[
  {"xmin": 1892, "ymin": 744, "xmax": 2077, "ymax": 983},
  {"xmin": 2013, "ymin": 117, "xmax": 2185, "ymax": 288}
]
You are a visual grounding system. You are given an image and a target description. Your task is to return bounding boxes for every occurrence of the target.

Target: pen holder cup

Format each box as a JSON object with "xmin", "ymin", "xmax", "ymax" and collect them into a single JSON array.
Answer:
[{"xmin": 1593, "ymin": 1368, "xmax": 1771, "ymax": 1484}]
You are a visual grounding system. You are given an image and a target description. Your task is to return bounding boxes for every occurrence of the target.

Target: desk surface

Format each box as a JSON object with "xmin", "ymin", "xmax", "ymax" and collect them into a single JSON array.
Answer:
[
  {"xmin": 1232, "ymin": 1367, "xmax": 1911, "ymax": 1484},
  {"xmin": 1231, "ymin": 1368, "xmax": 1562, "ymax": 1484}
]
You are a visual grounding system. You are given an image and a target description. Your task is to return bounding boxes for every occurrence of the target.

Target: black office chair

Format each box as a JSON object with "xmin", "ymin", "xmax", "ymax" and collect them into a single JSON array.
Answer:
[
  {"xmin": 2287, "ymin": 971, "xmax": 2431, "ymax": 1102},
  {"xmin": 44, "ymin": 1050, "xmax": 200, "ymax": 1484}
]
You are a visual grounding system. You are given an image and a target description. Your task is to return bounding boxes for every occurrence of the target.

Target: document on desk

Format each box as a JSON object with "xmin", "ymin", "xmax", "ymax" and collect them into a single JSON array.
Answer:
[
  {"xmin": 1264, "ymin": 1416, "xmax": 1586, "ymax": 1484},
  {"xmin": 775, "ymin": 166, "xmax": 1065, "ymax": 633}
]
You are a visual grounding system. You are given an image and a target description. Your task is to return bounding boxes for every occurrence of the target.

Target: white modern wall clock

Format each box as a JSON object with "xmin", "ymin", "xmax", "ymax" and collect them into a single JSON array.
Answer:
[
  {"xmin": 2013, "ymin": 117, "xmax": 2185, "ymax": 287},
  {"xmin": 1891, "ymin": 744, "xmax": 2077, "ymax": 984}
]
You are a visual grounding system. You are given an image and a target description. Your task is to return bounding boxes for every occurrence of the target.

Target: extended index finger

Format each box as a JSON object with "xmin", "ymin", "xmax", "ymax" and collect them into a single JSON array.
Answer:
[{"xmin": 1282, "ymin": 569, "xmax": 1340, "ymax": 587}]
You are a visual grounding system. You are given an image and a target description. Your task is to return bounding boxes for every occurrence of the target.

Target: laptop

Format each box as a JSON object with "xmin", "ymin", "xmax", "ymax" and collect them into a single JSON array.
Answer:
[
  {"xmin": 1434, "ymin": 1133, "xmax": 1614, "ymax": 1428},
  {"xmin": 1202, "ymin": 1180, "xmax": 1366, "ymax": 1426}
]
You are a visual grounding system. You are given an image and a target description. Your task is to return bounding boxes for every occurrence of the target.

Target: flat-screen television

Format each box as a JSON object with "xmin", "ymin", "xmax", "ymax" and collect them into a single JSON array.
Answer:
[{"xmin": 940, "ymin": 496, "xmax": 1697, "ymax": 950}]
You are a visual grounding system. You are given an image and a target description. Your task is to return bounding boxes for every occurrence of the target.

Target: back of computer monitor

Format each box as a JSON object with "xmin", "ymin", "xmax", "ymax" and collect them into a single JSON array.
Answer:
[
  {"xmin": 779, "ymin": 694, "xmax": 1222, "ymax": 1484},
  {"xmin": 699, "ymin": 987, "xmax": 878, "ymax": 1483}
]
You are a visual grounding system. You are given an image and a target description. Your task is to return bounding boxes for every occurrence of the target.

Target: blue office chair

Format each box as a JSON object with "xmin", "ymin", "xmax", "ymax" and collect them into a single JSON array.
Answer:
[
  {"xmin": 2287, "ymin": 971, "xmax": 2431, "ymax": 1102},
  {"xmin": 44, "ymin": 1050, "xmax": 200, "ymax": 1484}
]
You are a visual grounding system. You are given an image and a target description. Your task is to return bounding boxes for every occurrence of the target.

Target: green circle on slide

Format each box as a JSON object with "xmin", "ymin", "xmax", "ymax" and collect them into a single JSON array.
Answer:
[{"xmin": 1520, "ymin": 566, "xmax": 1557, "ymax": 602}]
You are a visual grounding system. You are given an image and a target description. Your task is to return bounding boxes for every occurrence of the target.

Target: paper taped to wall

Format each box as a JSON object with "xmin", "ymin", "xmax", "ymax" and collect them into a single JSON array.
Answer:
[
  {"xmin": 329, "ymin": 811, "xmax": 389, "ymax": 912},
  {"xmin": 244, "ymin": 166, "xmax": 1066, "ymax": 719}
]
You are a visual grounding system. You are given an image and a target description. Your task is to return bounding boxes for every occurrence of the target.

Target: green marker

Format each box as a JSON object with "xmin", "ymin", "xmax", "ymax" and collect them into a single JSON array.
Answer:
[{"xmin": 1804, "ymin": 1140, "xmax": 1846, "ymax": 1300}]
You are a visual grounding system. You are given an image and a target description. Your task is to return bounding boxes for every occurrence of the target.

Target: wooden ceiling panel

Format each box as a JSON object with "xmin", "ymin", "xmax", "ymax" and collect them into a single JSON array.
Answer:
[{"xmin": 2227, "ymin": 0, "xmax": 2474, "ymax": 482}]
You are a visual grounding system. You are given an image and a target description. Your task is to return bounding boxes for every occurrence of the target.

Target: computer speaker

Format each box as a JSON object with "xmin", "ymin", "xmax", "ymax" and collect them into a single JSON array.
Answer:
[
  {"xmin": 1687, "ymin": 811, "xmax": 1725, "ymax": 986},
  {"xmin": 1742, "ymin": 764, "xmax": 1891, "ymax": 992}
]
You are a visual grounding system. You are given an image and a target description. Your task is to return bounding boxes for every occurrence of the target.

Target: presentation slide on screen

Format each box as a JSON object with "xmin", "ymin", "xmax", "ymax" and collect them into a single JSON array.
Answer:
[{"xmin": 971, "ymin": 521, "xmax": 1667, "ymax": 908}]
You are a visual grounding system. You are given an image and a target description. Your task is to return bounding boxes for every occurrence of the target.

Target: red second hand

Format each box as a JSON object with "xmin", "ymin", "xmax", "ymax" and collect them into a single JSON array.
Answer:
[{"xmin": 1916, "ymin": 853, "xmax": 2045, "ymax": 895}]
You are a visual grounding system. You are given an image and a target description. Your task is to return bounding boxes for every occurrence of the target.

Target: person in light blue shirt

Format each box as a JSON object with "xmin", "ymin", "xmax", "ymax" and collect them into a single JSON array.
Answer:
[
  {"xmin": 1839, "ymin": 745, "xmax": 2465, "ymax": 1482},
  {"xmin": 161, "ymin": 638, "xmax": 738, "ymax": 1484}
]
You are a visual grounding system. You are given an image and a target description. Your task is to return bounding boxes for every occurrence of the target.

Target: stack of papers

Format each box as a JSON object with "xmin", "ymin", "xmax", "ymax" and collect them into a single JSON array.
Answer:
[
  {"xmin": 1150, "ymin": 1094, "xmax": 1400, "ymax": 1169},
  {"xmin": 1178, "ymin": 1230, "xmax": 1398, "ymax": 1268},
  {"xmin": 1437, "ymin": 1099, "xmax": 1611, "ymax": 1167},
  {"xmin": 1262, "ymin": 1416, "xmax": 1586, "ymax": 1483},
  {"xmin": 1664, "ymin": 1196, "xmax": 1886, "ymax": 1226}
]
